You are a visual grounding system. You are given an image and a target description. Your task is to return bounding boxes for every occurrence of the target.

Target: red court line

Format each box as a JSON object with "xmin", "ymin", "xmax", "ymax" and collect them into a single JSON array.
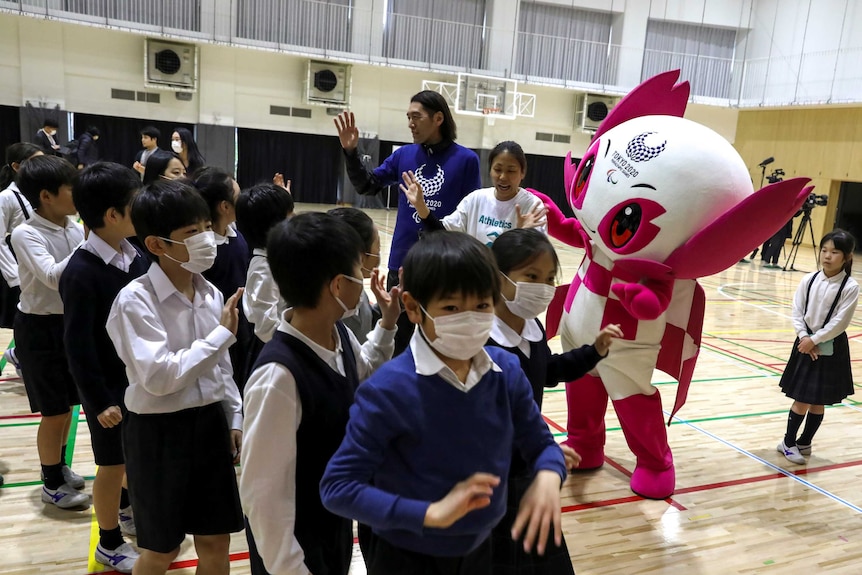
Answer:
[
  {"xmin": 89, "ymin": 551, "xmax": 250, "ymax": 574},
  {"xmin": 543, "ymin": 415, "xmax": 566, "ymax": 434},
  {"xmin": 701, "ymin": 342, "xmax": 782, "ymax": 373},
  {"xmin": 0, "ymin": 413, "xmax": 41, "ymax": 420}
]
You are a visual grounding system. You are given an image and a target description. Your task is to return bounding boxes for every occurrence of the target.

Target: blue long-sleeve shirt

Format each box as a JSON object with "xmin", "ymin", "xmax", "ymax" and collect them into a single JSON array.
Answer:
[{"xmin": 320, "ymin": 344, "xmax": 566, "ymax": 557}]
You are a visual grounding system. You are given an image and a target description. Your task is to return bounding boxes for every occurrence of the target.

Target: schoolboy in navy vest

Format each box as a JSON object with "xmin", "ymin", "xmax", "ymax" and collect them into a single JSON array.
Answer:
[
  {"xmin": 240, "ymin": 212, "xmax": 400, "ymax": 575},
  {"xmin": 193, "ymin": 167, "xmax": 253, "ymax": 392},
  {"xmin": 105, "ymin": 180, "xmax": 244, "ymax": 575},
  {"xmin": 59, "ymin": 162, "xmax": 150, "ymax": 573},
  {"xmin": 321, "ymin": 231, "xmax": 568, "ymax": 575},
  {"xmin": 334, "ymin": 91, "xmax": 481, "ymax": 288},
  {"xmin": 10, "ymin": 155, "xmax": 87, "ymax": 510}
]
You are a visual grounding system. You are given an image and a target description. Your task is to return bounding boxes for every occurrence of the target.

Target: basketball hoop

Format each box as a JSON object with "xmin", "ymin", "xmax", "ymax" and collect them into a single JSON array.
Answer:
[{"xmin": 482, "ymin": 107, "xmax": 501, "ymax": 126}]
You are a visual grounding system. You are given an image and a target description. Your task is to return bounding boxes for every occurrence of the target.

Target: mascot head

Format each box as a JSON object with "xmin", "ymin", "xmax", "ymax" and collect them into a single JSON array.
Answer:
[{"xmin": 568, "ymin": 114, "xmax": 752, "ymax": 264}]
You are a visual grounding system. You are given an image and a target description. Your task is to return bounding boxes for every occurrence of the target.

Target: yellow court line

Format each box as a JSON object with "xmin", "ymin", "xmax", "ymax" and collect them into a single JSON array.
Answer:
[{"xmin": 705, "ymin": 328, "xmax": 797, "ymax": 335}]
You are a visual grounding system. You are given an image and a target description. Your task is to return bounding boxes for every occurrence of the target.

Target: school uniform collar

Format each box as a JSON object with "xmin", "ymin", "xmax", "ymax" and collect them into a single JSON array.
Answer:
[
  {"xmin": 409, "ymin": 327, "xmax": 501, "ymax": 381},
  {"xmin": 85, "ymin": 232, "xmax": 138, "ymax": 266},
  {"xmin": 29, "ymin": 211, "xmax": 71, "ymax": 231},
  {"xmin": 277, "ymin": 308, "xmax": 343, "ymax": 362},
  {"xmin": 214, "ymin": 223, "xmax": 238, "ymax": 245},
  {"xmin": 147, "ymin": 262, "xmax": 215, "ymax": 304},
  {"xmin": 422, "ymin": 139, "xmax": 453, "ymax": 156},
  {"xmin": 490, "ymin": 315, "xmax": 543, "ymax": 348}
]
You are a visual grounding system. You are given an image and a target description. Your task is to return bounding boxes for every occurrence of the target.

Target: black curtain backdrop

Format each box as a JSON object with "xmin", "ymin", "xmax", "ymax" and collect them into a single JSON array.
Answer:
[
  {"xmin": 522, "ymin": 153, "xmax": 577, "ymax": 218},
  {"xmin": 236, "ymin": 128, "xmax": 343, "ymax": 204},
  {"xmin": 73, "ymin": 113, "xmax": 194, "ymax": 168},
  {"xmin": 0, "ymin": 106, "xmax": 22, "ymax": 157}
]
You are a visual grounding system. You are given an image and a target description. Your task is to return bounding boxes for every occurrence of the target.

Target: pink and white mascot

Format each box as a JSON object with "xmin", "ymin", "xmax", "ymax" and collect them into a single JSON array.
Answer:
[{"xmin": 535, "ymin": 70, "xmax": 811, "ymax": 499}]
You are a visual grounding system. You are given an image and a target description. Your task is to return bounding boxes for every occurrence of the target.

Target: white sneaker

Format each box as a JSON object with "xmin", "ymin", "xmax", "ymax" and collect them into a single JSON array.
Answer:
[
  {"xmin": 777, "ymin": 440, "xmax": 806, "ymax": 465},
  {"xmin": 3, "ymin": 348, "xmax": 22, "ymax": 378},
  {"xmin": 797, "ymin": 443, "xmax": 812, "ymax": 456},
  {"xmin": 95, "ymin": 542, "xmax": 139, "ymax": 573},
  {"xmin": 62, "ymin": 465, "xmax": 85, "ymax": 490},
  {"xmin": 119, "ymin": 506, "xmax": 136, "ymax": 536},
  {"xmin": 41, "ymin": 483, "xmax": 90, "ymax": 509}
]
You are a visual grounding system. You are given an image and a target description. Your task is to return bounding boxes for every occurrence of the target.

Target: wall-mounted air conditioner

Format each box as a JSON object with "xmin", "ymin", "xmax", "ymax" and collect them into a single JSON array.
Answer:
[
  {"xmin": 306, "ymin": 60, "xmax": 351, "ymax": 107},
  {"xmin": 145, "ymin": 39, "xmax": 197, "ymax": 92},
  {"xmin": 575, "ymin": 93, "xmax": 619, "ymax": 132}
]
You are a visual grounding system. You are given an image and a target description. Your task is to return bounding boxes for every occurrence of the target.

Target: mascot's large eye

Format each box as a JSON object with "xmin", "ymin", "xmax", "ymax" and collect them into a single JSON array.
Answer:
[
  {"xmin": 610, "ymin": 203, "xmax": 641, "ymax": 248},
  {"xmin": 574, "ymin": 156, "xmax": 594, "ymax": 199}
]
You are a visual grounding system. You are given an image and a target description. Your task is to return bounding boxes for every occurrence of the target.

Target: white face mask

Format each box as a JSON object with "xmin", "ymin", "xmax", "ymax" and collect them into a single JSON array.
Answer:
[
  {"xmin": 502, "ymin": 274, "xmax": 556, "ymax": 320},
  {"xmin": 171, "ymin": 140, "xmax": 183, "ymax": 154},
  {"xmin": 46, "ymin": 129, "xmax": 57, "ymax": 137},
  {"xmin": 419, "ymin": 305, "xmax": 494, "ymax": 361},
  {"xmin": 334, "ymin": 273, "xmax": 363, "ymax": 320},
  {"xmin": 160, "ymin": 230, "xmax": 217, "ymax": 274}
]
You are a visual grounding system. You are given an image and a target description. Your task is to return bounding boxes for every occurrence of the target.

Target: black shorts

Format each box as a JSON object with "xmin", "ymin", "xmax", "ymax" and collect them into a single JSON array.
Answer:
[
  {"xmin": 123, "ymin": 403, "xmax": 243, "ymax": 553},
  {"xmin": 0, "ymin": 282, "xmax": 20, "ymax": 328},
  {"xmin": 82, "ymin": 399, "xmax": 126, "ymax": 466},
  {"xmin": 13, "ymin": 313, "xmax": 79, "ymax": 416},
  {"xmin": 363, "ymin": 530, "xmax": 491, "ymax": 575}
]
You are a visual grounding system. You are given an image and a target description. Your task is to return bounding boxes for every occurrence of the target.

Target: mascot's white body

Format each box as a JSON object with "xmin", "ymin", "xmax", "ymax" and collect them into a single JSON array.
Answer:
[{"xmin": 536, "ymin": 71, "xmax": 811, "ymax": 499}]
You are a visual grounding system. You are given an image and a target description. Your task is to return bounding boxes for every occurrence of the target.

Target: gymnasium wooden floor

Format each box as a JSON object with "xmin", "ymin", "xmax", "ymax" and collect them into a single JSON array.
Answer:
[{"xmin": 2, "ymin": 204, "xmax": 860, "ymax": 574}]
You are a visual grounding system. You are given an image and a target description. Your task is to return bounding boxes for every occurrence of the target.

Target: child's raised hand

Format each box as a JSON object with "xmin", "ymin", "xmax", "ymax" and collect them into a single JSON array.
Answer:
[
  {"xmin": 424, "ymin": 472, "xmax": 500, "ymax": 529},
  {"xmin": 273, "ymin": 173, "xmax": 291, "ymax": 194},
  {"xmin": 400, "ymin": 171, "xmax": 430, "ymax": 219},
  {"xmin": 560, "ymin": 445, "xmax": 581, "ymax": 471},
  {"xmin": 511, "ymin": 470, "xmax": 563, "ymax": 555},
  {"xmin": 594, "ymin": 323, "xmax": 623, "ymax": 357},
  {"xmin": 516, "ymin": 204, "xmax": 548, "ymax": 230},
  {"xmin": 220, "ymin": 287, "xmax": 244, "ymax": 335},
  {"xmin": 370, "ymin": 268, "xmax": 401, "ymax": 331}
]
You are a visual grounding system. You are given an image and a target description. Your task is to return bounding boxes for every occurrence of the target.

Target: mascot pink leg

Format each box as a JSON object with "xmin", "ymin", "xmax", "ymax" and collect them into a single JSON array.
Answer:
[
  {"xmin": 564, "ymin": 374, "xmax": 608, "ymax": 470},
  {"xmin": 612, "ymin": 390, "xmax": 674, "ymax": 499}
]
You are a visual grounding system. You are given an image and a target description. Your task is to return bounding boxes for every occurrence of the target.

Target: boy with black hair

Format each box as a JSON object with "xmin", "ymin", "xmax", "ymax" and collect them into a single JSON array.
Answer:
[
  {"xmin": 34, "ymin": 118, "xmax": 62, "ymax": 156},
  {"xmin": 106, "ymin": 179, "xmax": 244, "ymax": 575},
  {"xmin": 321, "ymin": 231, "xmax": 567, "ymax": 575},
  {"xmin": 133, "ymin": 126, "xmax": 161, "ymax": 176},
  {"xmin": 235, "ymin": 183, "xmax": 294, "ymax": 366},
  {"xmin": 10, "ymin": 155, "xmax": 87, "ymax": 509},
  {"xmin": 59, "ymin": 161, "xmax": 149, "ymax": 572},
  {"xmin": 240, "ymin": 212, "xmax": 400, "ymax": 575}
]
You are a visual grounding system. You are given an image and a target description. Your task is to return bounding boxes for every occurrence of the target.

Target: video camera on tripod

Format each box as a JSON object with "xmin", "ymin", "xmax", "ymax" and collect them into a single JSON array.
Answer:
[{"xmin": 804, "ymin": 192, "xmax": 828, "ymax": 210}]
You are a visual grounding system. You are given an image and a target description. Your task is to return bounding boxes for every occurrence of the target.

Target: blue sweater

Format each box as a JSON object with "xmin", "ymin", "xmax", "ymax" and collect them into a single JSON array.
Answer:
[
  {"xmin": 320, "ymin": 346, "xmax": 566, "ymax": 557},
  {"xmin": 59, "ymin": 246, "xmax": 149, "ymax": 413},
  {"xmin": 347, "ymin": 141, "xmax": 480, "ymax": 270}
]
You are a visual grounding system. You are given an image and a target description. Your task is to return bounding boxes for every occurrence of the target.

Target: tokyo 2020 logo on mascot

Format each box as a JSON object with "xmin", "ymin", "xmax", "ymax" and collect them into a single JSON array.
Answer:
[{"xmin": 533, "ymin": 70, "xmax": 811, "ymax": 499}]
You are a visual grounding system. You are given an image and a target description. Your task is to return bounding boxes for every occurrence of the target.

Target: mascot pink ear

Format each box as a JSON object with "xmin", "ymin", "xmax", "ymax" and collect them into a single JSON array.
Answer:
[
  {"xmin": 593, "ymin": 70, "xmax": 690, "ymax": 140},
  {"xmin": 664, "ymin": 178, "xmax": 811, "ymax": 279}
]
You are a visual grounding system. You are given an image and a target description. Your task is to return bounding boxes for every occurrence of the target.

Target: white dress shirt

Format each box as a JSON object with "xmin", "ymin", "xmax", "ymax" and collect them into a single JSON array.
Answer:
[
  {"xmin": 0, "ymin": 182, "xmax": 33, "ymax": 287},
  {"xmin": 11, "ymin": 212, "xmax": 84, "ymax": 315},
  {"xmin": 81, "ymin": 233, "xmax": 140, "ymax": 273},
  {"xmin": 242, "ymin": 248, "xmax": 288, "ymax": 342},
  {"xmin": 793, "ymin": 270, "xmax": 859, "ymax": 344},
  {"xmin": 409, "ymin": 326, "xmax": 500, "ymax": 392},
  {"xmin": 240, "ymin": 310, "xmax": 396, "ymax": 575},
  {"xmin": 214, "ymin": 222, "xmax": 238, "ymax": 245},
  {"xmin": 106, "ymin": 263, "xmax": 242, "ymax": 429},
  {"xmin": 490, "ymin": 315, "xmax": 543, "ymax": 359}
]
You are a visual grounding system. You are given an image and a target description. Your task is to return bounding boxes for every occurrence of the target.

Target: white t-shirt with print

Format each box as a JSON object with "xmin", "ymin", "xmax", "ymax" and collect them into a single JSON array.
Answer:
[{"xmin": 440, "ymin": 187, "xmax": 546, "ymax": 246}]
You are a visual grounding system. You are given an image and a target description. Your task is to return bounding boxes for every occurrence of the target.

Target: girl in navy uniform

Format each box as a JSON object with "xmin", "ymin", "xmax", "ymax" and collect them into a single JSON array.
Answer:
[
  {"xmin": 488, "ymin": 228, "xmax": 622, "ymax": 575},
  {"xmin": 777, "ymin": 229, "xmax": 859, "ymax": 464}
]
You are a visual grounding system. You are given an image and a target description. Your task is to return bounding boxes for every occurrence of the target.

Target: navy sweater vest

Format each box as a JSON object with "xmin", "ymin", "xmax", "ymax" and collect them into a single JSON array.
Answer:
[
  {"xmin": 252, "ymin": 322, "xmax": 358, "ymax": 575},
  {"xmin": 59, "ymin": 247, "xmax": 149, "ymax": 412}
]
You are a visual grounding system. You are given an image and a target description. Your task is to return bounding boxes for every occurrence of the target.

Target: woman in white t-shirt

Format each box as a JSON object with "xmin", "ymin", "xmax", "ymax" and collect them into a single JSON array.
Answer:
[{"xmin": 401, "ymin": 140, "xmax": 547, "ymax": 246}]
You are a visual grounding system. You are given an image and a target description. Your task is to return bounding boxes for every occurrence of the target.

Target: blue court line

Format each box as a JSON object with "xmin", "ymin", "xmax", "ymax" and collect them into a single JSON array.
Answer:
[{"xmin": 667, "ymin": 410, "xmax": 862, "ymax": 514}]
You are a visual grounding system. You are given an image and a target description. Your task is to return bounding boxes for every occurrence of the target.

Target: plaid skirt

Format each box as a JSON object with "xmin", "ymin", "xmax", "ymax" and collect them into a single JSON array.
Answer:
[{"xmin": 778, "ymin": 333, "xmax": 854, "ymax": 405}]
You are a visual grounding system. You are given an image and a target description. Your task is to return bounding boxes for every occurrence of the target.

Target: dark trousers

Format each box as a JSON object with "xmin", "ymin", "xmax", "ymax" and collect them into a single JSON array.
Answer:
[{"xmin": 363, "ymin": 530, "xmax": 492, "ymax": 575}]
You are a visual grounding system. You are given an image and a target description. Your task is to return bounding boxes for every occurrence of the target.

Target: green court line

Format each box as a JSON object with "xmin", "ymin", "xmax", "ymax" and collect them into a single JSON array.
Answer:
[
  {"xmin": 703, "ymin": 332, "xmax": 789, "ymax": 363},
  {"xmin": 0, "ymin": 421, "xmax": 39, "ymax": 428},
  {"xmin": 0, "ymin": 338, "xmax": 13, "ymax": 374},
  {"xmin": 0, "ymin": 475, "xmax": 96, "ymax": 490},
  {"xmin": 700, "ymin": 342, "xmax": 783, "ymax": 375},
  {"xmin": 64, "ymin": 405, "xmax": 80, "ymax": 467}
]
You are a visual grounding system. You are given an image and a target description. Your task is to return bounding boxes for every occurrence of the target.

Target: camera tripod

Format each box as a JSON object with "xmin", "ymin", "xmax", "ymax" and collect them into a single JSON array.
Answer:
[{"xmin": 782, "ymin": 208, "xmax": 818, "ymax": 272}]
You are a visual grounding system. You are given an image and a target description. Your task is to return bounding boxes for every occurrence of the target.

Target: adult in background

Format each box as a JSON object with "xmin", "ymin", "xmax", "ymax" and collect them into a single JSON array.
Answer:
[
  {"xmin": 76, "ymin": 126, "xmax": 101, "ymax": 169},
  {"xmin": 334, "ymin": 91, "xmax": 481, "ymax": 289},
  {"xmin": 133, "ymin": 126, "xmax": 161, "ymax": 177},
  {"xmin": 34, "ymin": 118, "xmax": 62, "ymax": 156},
  {"xmin": 170, "ymin": 127, "xmax": 205, "ymax": 176}
]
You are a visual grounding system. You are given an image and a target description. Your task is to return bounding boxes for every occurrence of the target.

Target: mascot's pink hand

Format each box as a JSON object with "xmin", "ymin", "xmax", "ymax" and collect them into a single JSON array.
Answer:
[
  {"xmin": 527, "ymin": 189, "xmax": 584, "ymax": 248},
  {"xmin": 611, "ymin": 283, "xmax": 667, "ymax": 320}
]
